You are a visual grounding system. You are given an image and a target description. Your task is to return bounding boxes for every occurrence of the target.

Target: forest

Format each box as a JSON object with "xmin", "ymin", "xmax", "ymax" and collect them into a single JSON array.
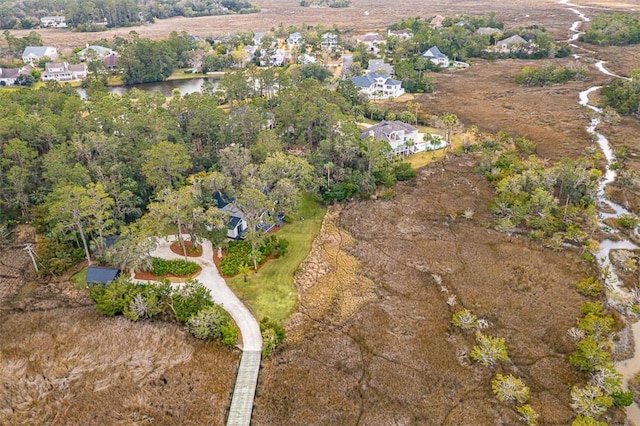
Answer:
[
  {"xmin": 579, "ymin": 13, "xmax": 640, "ymax": 46},
  {"xmin": 0, "ymin": 0, "xmax": 258, "ymax": 30},
  {"xmin": 0, "ymin": 71, "xmax": 413, "ymax": 275}
]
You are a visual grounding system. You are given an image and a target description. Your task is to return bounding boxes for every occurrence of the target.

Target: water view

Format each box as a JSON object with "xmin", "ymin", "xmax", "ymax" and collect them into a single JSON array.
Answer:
[{"xmin": 76, "ymin": 77, "xmax": 219, "ymax": 99}]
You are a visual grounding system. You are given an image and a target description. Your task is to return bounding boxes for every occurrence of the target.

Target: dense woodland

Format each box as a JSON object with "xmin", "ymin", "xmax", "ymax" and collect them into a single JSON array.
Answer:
[
  {"xmin": 0, "ymin": 0, "xmax": 257, "ymax": 30},
  {"xmin": 600, "ymin": 70, "xmax": 640, "ymax": 116},
  {"xmin": 0, "ymin": 71, "xmax": 413, "ymax": 274},
  {"xmin": 580, "ymin": 13, "xmax": 640, "ymax": 46}
]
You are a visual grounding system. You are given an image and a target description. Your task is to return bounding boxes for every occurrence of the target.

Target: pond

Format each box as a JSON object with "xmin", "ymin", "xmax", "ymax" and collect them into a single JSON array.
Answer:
[{"xmin": 76, "ymin": 77, "xmax": 220, "ymax": 99}]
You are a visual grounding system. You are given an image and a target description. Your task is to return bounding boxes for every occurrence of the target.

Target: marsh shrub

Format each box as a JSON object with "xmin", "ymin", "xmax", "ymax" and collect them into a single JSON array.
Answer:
[{"xmin": 186, "ymin": 305, "xmax": 239, "ymax": 346}]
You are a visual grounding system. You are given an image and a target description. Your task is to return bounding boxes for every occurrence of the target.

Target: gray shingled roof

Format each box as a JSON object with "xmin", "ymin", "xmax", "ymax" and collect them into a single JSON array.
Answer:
[
  {"xmin": 22, "ymin": 46, "xmax": 51, "ymax": 58},
  {"xmin": 351, "ymin": 71, "xmax": 398, "ymax": 89},
  {"xmin": 497, "ymin": 35, "xmax": 527, "ymax": 46},
  {"xmin": 360, "ymin": 120, "xmax": 418, "ymax": 141},
  {"xmin": 86, "ymin": 266, "xmax": 120, "ymax": 285},
  {"xmin": 423, "ymin": 46, "xmax": 447, "ymax": 59}
]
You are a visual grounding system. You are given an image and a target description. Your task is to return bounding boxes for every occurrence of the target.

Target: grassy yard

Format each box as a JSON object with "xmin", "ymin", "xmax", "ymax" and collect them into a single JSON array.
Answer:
[
  {"xmin": 404, "ymin": 133, "xmax": 466, "ymax": 170},
  {"xmin": 71, "ymin": 267, "xmax": 88, "ymax": 290},
  {"xmin": 226, "ymin": 193, "xmax": 326, "ymax": 324}
]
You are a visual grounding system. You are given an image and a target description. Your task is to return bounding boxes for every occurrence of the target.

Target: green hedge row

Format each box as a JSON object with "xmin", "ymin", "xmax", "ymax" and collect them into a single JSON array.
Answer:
[{"xmin": 151, "ymin": 257, "xmax": 199, "ymax": 277}]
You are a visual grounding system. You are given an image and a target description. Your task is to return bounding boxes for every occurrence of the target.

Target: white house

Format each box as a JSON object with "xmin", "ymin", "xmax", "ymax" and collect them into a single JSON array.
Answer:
[
  {"xmin": 361, "ymin": 121, "xmax": 445, "ymax": 156},
  {"xmin": 22, "ymin": 46, "xmax": 58, "ymax": 64},
  {"xmin": 496, "ymin": 35, "xmax": 528, "ymax": 53},
  {"xmin": 299, "ymin": 53, "xmax": 317, "ymax": 64},
  {"xmin": 260, "ymin": 49, "xmax": 286, "ymax": 67},
  {"xmin": 351, "ymin": 72, "xmax": 405, "ymax": 100},
  {"xmin": 358, "ymin": 33, "xmax": 383, "ymax": 54},
  {"xmin": 0, "ymin": 65, "xmax": 33, "ymax": 86},
  {"xmin": 422, "ymin": 46, "xmax": 449, "ymax": 67},
  {"xmin": 287, "ymin": 32, "xmax": 303, "ymax": 47},
  {"xmin": 387, "ymin": 29, "xmax": 413, "ymax": 40},
  {"xmin": 320, "ymin": 32, "xmax": 338, "ymax": 50},
  {"xmin": 42, "ymin": 62, "xmax": 88, "ymax": 82},
  {"xmin": 40, "ymin": 16, "xmax": 67, "ymax": 28}
]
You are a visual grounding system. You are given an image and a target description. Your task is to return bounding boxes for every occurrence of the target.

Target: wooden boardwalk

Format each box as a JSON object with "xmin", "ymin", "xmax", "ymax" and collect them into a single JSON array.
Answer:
[{"xmin": 227, "ymin": 350, "xmax": 262, "ymax": 426}]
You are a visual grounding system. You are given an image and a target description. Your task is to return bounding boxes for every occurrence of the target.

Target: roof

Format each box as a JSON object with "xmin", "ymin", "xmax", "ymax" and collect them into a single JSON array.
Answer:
[
  {"xmin": 78, "ymin": 45, "xmax": 112, "ymax": 56},
  {"xmin": 214, "ymin": 191, "xmax": 234, "ymax": 209},
  {"xmin": 23, "ymin": 46, "xmax": 54, "ymax": 58},
  {"xmin": 497, "ymin": 35, "xmax": 527, "ymax": 46},
  {"xmin": 367, "ymin": 59, "xmax": 393, "ymax": 74},
  {"xmin": 351, "ymin": 72, "xmax": 401, "ymax": 89},
  {"xmin": 361, "ymin": 33, "xmax": 381, "ymax": 42},
  {"xmin": 104, "ymin": 53, "xmax": 119, "ymax": 67},
  {"xmin": 0, "ymin": 68, "xmax": 20, "ymax": 79},
  {"xmin": 228, "ymin": 216, "xmax": 242, "ymax": 230},
  {"xmin": 475, "ymin": 27, "xmax": 503, "ymax": 35},
  {"xmin": 86, "ymin": 266, "xmax": 120, "ymax": 285},
  {"xmin": 423, "ymin": 46, "xmax": 447, "ymax": 59},
  {"xmin": 105, "ymin": 235, "xmax": 119, "ymax": 248},
  {"xmin": 68, "ymin": 64, "xmax": 87, "ymax": 72},
  {"xmin": 361, "ymin": 120, "xmax": 418, "ymax": 141}
]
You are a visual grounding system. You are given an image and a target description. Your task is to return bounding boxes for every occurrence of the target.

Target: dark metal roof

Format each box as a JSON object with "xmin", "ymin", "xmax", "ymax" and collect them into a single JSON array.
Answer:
[
  {"xmin": 86, "ymin": 266, "xmax": 120, "ymax": 285},
  {"xmin": 228, "ymin": 216, "xmax": 242, "ymax": 230}
]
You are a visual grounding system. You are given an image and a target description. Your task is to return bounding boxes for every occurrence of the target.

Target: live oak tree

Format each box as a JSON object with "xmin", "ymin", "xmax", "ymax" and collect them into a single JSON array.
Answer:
[{"xmin": 141, "ymin": 141, "xmax": 192, "ymax": 192}]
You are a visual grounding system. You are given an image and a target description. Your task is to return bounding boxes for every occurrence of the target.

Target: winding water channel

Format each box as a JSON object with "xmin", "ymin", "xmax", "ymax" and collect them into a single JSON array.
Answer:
[{"xmin": 563, "ymin": 0, "xmax": 640, "ymax": 422}]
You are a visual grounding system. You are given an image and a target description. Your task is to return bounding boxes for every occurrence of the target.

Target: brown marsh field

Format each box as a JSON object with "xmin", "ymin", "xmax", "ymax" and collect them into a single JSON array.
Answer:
[{"xmin": 3, "ymin": 0, "xmax": 640, "ymax": 424}]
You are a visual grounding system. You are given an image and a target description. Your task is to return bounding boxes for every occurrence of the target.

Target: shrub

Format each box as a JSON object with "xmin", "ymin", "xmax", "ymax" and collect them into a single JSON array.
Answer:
[
  {"xmin": 617, "ymin": 214, "xmax": 639, "ymax": 230},
  {"xmin": 171, "ymin": 279, "xmax": 214, "ymax": 323},
  {"xmin": 575, "ymin": 277, "xmax": 602, "ymax": 297},
  {"xmin": 612, "ymin": 391, "xmax": 634, "ymax": 407},
  {"xmin": 260, "ymin": 317, "xmax": 286, "ymax": 357},
  {"xmin": 186, "ymin": 305, "xmax": 238, "ymax": 345},
  {"xmin": 570, "ymin": 384, "xmax": 613, "ymax": 418},
  {"xmin": 151, "ymin": 257, "xmax": 199, "ymax": 277},
  {"xmin": 451, "ymin": 309, "xmax": 478, "ymax": 330},
  {"xmin": 491, "ymin": 374, "xmax": 530, "ymax": 404},
  {"xmin": 89, "ymin": 277, "xmax": 138, "ymax": 317},
  {"xmin": 517, "ymin": 404, "xmax": 539, "ymax": 426},
  {"xmin": 571, "ymin": 415, "xmax": 607, "ymax": 426},
  {"xmin": 219, "ymin": 237, "xmax": 289, "ymax": 275},
  {"xmin": 569, "ymin": 336, "xmax": 611, "ymax": 372},
  {"xmin": 470, "ymin": 333, "xmax": 508, "ymax": 366},
  {"xmin": 394, "ymin": 162, "xmax": 416, "ymax": 181}
]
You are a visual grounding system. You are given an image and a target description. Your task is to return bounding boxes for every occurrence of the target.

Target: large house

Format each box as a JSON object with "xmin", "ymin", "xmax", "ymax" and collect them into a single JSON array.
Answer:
[
  {"xmin": 351, "ymin": 72, "xmax": 405, "ymax": 100},
  {"xmin": 387, "ymin": 29, "xmax": 413, "ymax": 40},
  {"xmin": 287, "ymin": 32, "xmax": 303, "ymax": 47},
  {"xmin": 361, "ymin": 121, "xmax": 444, "ymax": 156},
  {"xmin": 496, "ymin": 35, "xmax": 528, "ymax": 53},
  {"xmin": 40, "ymin": 16, "xmax": 67, "ymax": 28},
  {"xmin": 367, "ymin": 59, "xmax": 394, "ymax": 75},
  {"xmin": 42, "ymin": 62, "xmax": 88, "ymax": 82},
  {"xmin": 422, "ymin": 46, "xmax": 450, "ymax": 67},
  {"xmin": 321, "ymin": 32, "xmax": 338, "ymax": 50},
  {"xmin": 22, "ymin": 46, "xmax": 58, "ymax": 64},
  {"xmin": 77, "ymin": 45, "xmax": 114, "ymax": 61},
  {"xmin": 0, "ymin": 65, "xmax": 34, "ymax": 86},
  {"xmin": 214, "ymin": 192, "xmax": 248, "ymax": 239},
  {"xmin": 358, "ymin": 33, "xmax": 383, "ymax": 54}
]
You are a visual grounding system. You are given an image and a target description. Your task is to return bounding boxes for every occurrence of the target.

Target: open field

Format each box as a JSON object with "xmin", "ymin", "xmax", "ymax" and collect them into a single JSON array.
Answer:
[{"xmin": 3, "ymin": 0, "xmax": 640, "ymax": 423}]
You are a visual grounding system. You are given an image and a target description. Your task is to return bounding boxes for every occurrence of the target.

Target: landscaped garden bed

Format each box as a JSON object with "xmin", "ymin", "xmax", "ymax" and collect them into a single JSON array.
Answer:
[
  {"xmin": 134, "ymin": 257, "xmax": 201, "ymax": 282},
  {"xmin": 169, "ymin": 240, "xmax": 203, "ymax": 257},
  {"xmin": 216, "ymin": 235, "xmax": 289, "ymax": 277}
]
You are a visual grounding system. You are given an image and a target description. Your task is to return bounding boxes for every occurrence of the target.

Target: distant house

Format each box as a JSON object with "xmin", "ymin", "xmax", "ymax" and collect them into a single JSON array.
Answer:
[
  {"xmin": 496, "ymin": 35, "xmax": 528, "ymax": 53},
  {"xmin": 299, "ymin": 53, "xmax": 317, "ymax": 64},
  {"xmin": 475, "ymin": 27, "xmax": 503, "ymax": 36},
  {"xmin": 358, "ymin": 33, "xmax": 383, "ymax": 54},
  {"xmin": 287, "ymin": 32, "xmax": 303, "ymax": 47},
  {"xmin": 430, "ymin": 15, "xmax": 445, "ymax": 29},
  {"xmin": 86, "ymin": 266, "xmax": 121, "ymax": 286},
  {"xmin": 422, "ymin": 46, "xmax": 449, "ymax": 67},
  {"xmin": 0, "ymin": 65, "xmax": 33, "ymax": 86},
  {"xmin": 104, "ymin": 52, "xmax": 120, "ymax": 71},
  {"xmin": 320, "ymin": 32, "xmax": 338, "ymax": 50},
  {"xmin": 42, "ymin": 62, "xmax": 87, "ymax": 82},
  {"xmin": 214, "ymin": 192, "xmax": 249, "ymax": 239},
  {"xmin": 367, "ymin": 59, "xmax": 394, "ymax": 75},
  {"xmin": 387, "ymin": 29, "xmax": 413, "ymax": 40},
  {"xmin": 22, "ymin": 46, "xmax": 58, "ymax": 64},
  {"xmin": 351, "ymin": 72, "xmax": 405, "ymax": 100},
  {"xmin": 77, "ymin": 45, "xmax": 113, "ymax": 61},
  {"xmin": 40, "ymin": 16, "xmax": 67, "ymax": 28},
  {"xmin": 261, "ymin": 48, "xmax": 286, "ymax": 67},
  {"xmin": 361, "ymin": 120, "xmax": 444, "ymax": 156}
]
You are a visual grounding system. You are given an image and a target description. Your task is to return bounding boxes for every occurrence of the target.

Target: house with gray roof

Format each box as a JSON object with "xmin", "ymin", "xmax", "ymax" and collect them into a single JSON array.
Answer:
[
  {"xmin": 496, "ymin": 35, "xmax": 528, "ymax": 53},
  {"xmin": 367, "ymin": 59, "xmax": 394, "ymax": 75},
  {"xmin": 358, "ymin": 32, "xmax": 383, "ymax": 54},
  {"xmin": 475, "ymin": 27, "xmax": 503, "ymax": 36},
  {"xmin": 78, "ymin": 45, "xmax": 114, "ymax": 61},
  {"xmin": 22, "ymin": 46, "xmax": 58, "ymax": 64},
  {"xmin": 422, "ymin": 46, "xmax": 449, "ymax": 67},
  {"xmin": 361, "ymin": 120, "xmax": 445, "ymax": 155},
  {"xmin": 0, "ymin": 65, "xmax": 33, "ymax": 86},
  {"xmin": 287, "ymin": 32, "xmax": 303, "ymax": 47},
  {"xmin": 42, "ymin": 62, "xmax": 87, "ymax": 82},
  {"xmin": 351, "ymin": 72, "xmax": 405, "ymax": 100}
]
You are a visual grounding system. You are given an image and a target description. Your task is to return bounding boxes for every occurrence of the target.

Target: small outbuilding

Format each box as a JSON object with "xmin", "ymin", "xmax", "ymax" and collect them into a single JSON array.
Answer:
[{"xmin": 86, "ymin": 266, "xmax": 121, "ymax": 286}]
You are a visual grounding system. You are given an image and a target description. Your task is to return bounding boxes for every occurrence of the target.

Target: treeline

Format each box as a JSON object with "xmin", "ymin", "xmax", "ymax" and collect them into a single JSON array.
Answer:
[
  {"xmin": 299, "ymin": 0, "xmax": 350, "ymax": 7},
  {"xmin": 0, "ymin": 0, "xmax": 257, "ymax": 30},
  {"xmin": 515, "ymin": 62, "xmax": 589, "ymax": 87},
  {"xmin": 600, "ymin": 70, "xmax": 640, "ymax": 116},
  {"xmin": 580, "ymin": 13, "xmax": 640, "ymax": 46}
]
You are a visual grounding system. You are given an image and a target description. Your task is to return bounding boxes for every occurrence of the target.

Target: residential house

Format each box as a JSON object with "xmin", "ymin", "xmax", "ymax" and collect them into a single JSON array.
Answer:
[
  {"xmin": 299, "ymin": 53, "xmax": 317, "ymax": 64},
  {"xmin": 430, "ymin": 15, "xmax": 445, "ymax": 29},
  {"xmin": 77, "ymin": 45, "xmax": 113, "ymax": 61},
  {"xmin": 351, "ymin": 72, "xmax": 405, "ymax": 100},
  {"xmin": 320, "ymin": 32, "xmax": 338, "ymax": 49},
  {"xmin": 367, "ymin": 59, "xmax": 394, "ymax": 75},
  {"xmin": 214, "ymin": 192, "xmax": 248, "ymax": 239},
  {"xmin": 85, "ymin": 266, "xmax": 121, "ymax": 286},
  {"xmin": 254, "ymin": 32, "xmax": 265, "ymax": 46},
  {"xmin": 387, "ymin": 29, "xmax": 413, "ymax": 40},
  {"xmin": 40, "ymin": 16, "xmax": 67, "ymax": 28},
  {"xmin": 361, "ymin": 120, "xmax": 444, "ymax": 155},
  {"xmin": 475, "ymin": 27, "xmax": 503, "ymax": 36},
  {"xmin": 0, "ymin": 65, "xmax": 33, "ymax": 86},
  {"xmin": 287, "ymin": 32, "xmax": 303, "ymax": 47},
  {"xmin": 260, "ymin": 48, "xmax": 286, "ymax": 67},
  {"xmin": 496, "ymin": 35, "xmax": 528, "ymax": 53},
  {"xmin": 358, "ymin": 32, "xmax": 383, "ymax": 54},
  {"xmin": 422, "ymin": 46, "xmax": 449, "ymax": 67},
  {"xmin": 104, "ymin": 53, "xmax": 119, "ymax": 71},
  {"xmin": 22, "ymin": 46, "xmax": 58, "ymax": 64},
  {"xmin": 42, "ymin": 62, "xmax": 88, "ymax": 82}
]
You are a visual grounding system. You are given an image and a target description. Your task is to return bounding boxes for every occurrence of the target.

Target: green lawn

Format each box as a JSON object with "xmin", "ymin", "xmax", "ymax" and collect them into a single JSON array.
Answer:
[
  {"xmin": 226, "ymin": 193, "xmax": 326, "ymax": 324},
  {"xmin": 71, "ymin": 267, "xmax": 88, "ymax": 290}
]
